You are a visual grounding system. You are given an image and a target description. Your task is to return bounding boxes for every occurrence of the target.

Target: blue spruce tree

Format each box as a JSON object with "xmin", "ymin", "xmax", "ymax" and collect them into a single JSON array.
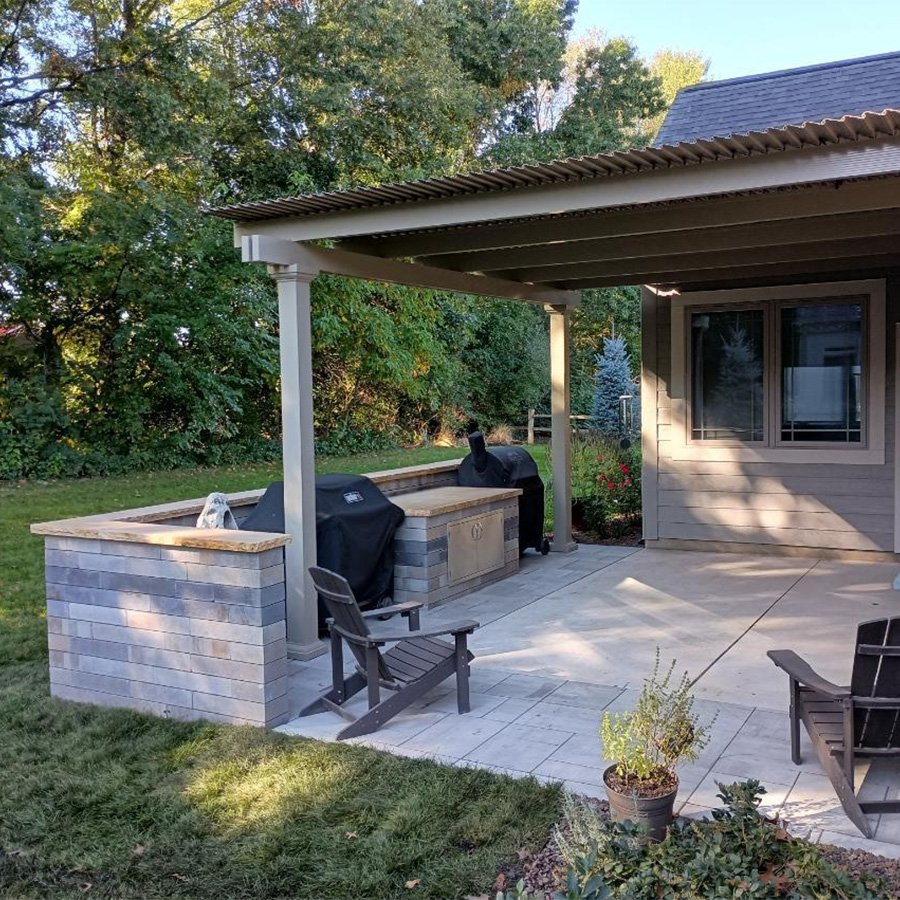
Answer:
[{"xmin": 592, "ymin": 336, "xmax": 640, "ymax": 439}]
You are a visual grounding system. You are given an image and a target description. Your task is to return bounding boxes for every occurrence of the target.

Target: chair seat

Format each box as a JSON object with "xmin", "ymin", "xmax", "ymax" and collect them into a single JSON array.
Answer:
[
  {"xmin": 384, "ymin": 636, "xmax": 457, "ymax": 684},
  {"xmin": 800, "ymin": 688, "xmax": 846, "ymax": 753}
]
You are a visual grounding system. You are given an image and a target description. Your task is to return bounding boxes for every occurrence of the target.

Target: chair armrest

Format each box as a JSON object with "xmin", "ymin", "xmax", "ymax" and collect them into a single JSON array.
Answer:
[
  {"xmin": 360, "ymin": 601, "xmax": 424, "ymax": 619},
  {"xmin": 349, "ymin": 619, "xmax": 480, "ymax": 644},
  {"xmin": 767, "ymin": 650, "xmax": 851, "ymax": 699}
]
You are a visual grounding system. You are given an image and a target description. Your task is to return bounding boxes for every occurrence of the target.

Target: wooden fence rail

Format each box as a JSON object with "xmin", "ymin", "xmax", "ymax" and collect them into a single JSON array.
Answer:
[{"xmin": 523, "ymin": 409, "xmax": 597, "ymax": 444}]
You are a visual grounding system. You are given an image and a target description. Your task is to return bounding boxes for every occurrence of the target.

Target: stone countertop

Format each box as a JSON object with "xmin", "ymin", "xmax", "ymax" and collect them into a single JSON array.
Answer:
[{"xmin": 391, "ymin": 486, "xmax": 521, "ymax": 517}]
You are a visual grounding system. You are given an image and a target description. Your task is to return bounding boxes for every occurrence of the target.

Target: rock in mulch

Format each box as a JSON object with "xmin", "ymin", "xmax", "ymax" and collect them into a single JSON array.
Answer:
[{"xmin": 507, "ymin": 799, "xmax": 900, "ymax": 899}]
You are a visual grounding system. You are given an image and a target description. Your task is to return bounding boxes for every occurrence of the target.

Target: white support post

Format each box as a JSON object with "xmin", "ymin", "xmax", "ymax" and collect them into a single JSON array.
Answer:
[
  {"xmin": 546, "ymin": 304, "xmax": 576, "ymax": 553},
  {"xmin": 270, "ymin": 265, "xmax": 325, "ymax": 659}
]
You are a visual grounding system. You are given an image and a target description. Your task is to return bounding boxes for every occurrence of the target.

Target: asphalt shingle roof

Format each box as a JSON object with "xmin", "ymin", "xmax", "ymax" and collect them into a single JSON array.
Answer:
[{"xmin": 656, "ymin": 51, "xmax": 900, "ymax": 146}]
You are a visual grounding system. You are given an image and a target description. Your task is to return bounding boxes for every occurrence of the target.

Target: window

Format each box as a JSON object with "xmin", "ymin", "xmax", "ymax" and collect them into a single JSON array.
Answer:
[
  {"xmin": 668, "ymin": 280, "xmax": 885, "ymax": 465},
  {"xmin": 691, "ymin": 308, "xmax": 764, "ymax": 442},
  {"xmin": 780, "ymin": 303, "xmax": 862, "ymax": 443}
]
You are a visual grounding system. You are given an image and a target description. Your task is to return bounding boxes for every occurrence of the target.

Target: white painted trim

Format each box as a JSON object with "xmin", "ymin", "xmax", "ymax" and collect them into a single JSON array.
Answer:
[
  {"xmin": 548, "ymin": 305, "xmax": 576, "ymax": 552},
  {"xmin": 242, "ymin": 235, "xmax": 578, "ymax": 306},
  {"xmin": 668, "ymin": 279, "xmax": 886, "ymax": 466},
  {"xmin": 233, "ymin": 137, "xmax": 900, "ymax": 243},
  {"xmin": 272, "ymin": 267, "xmax": 326, "ymax": 660},
  {"xmin": 895, "ymin": 323, "xmax": 900, "ymax": 554},
  {"xmin": 640, "ymin": 287, "xmax": 659, "ymax": 541}
]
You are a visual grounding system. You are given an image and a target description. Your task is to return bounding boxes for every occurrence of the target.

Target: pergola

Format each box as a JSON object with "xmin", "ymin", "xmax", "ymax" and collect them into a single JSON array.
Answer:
[{"xmin": 208, "ymin": 109, "xmax": 900, "ymax": 659}]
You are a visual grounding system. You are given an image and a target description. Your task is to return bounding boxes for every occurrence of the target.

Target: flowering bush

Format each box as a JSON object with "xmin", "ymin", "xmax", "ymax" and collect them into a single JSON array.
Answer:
[{"xmin": 570, "ymin": 433, "xmax": 641, "ymax": 535}]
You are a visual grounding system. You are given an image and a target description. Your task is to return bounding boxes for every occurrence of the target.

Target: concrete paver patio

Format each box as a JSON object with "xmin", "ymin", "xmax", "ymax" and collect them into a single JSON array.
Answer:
[{"xmin": 279, "ymin": 545, "xmax": 900, "ymax": 855}]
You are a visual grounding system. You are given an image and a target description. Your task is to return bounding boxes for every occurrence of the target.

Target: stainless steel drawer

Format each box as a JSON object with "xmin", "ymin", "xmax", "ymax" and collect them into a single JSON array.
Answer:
[{"xmin": 447, "ymin": 509, "xmax": 504, "ymax": 586}]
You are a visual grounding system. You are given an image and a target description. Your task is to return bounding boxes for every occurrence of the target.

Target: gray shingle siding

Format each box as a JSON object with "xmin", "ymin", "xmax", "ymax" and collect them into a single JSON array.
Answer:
[{"xmin": 656, "ymin": 51, "xmax": 900, "ymax": 146}]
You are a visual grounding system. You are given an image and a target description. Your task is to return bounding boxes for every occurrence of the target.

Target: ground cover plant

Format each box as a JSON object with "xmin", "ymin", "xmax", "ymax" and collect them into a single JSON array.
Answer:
[{"xmin": 0, "ymin": 447, "xmax": 559, "ymax": 900}]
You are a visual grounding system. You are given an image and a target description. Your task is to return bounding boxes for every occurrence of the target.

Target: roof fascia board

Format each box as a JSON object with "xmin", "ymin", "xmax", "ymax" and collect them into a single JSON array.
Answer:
[
  {"xmin": 241, "ymin": 235, "xmax": 578, "ymax": 306},
  {"xmin": 232, "ymin": 136, "xmax": 900, "ymax": 246},
  {"xmin": 421, "ymin": 208, "xmax": 900, "ymax": 272}
]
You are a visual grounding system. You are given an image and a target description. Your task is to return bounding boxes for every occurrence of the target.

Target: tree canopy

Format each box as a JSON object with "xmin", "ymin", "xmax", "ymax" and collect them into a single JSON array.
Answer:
[{"xmin": 0, "ymin": 0, "xmax": 706, "ymax": 478}]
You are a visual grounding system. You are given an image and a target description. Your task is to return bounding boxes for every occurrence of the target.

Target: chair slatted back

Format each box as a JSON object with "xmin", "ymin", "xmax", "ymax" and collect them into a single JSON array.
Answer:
[
  {"xmin": 852, "ymin": 616, "xmax": 900, "ymax": 749},
  {"xmin": 309, "ymin": 566, "xmax": 393, "ymax": 682}
]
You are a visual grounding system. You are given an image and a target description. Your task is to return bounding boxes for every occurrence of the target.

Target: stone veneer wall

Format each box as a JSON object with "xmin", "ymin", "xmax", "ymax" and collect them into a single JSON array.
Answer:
[
  {"xmin": 393, "ymin": 495, "xmax": 519, "ymax": 606},
  {"xmin": 45, "ymin": 536, "xmax": 289, "ymax": 727}
]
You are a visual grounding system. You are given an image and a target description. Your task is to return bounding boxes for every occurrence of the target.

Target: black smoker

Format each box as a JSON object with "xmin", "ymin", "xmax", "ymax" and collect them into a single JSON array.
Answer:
[
  {"xmin": 240, "ymin": 474, "xmax": 405, "ymax": 630},
  {"xmin": 457, "ymin": 431, "xmax": 549, "ymax": 556}
]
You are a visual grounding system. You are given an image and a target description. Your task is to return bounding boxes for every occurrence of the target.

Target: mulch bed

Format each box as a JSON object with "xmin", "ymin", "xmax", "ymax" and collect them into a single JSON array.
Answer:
[
  {"xmin": 493, "ymin": 797, "xmax": 900, "ymax": 899},
  {"xmin": 572, "ymin": 522, "xmax": 643, "ymax": 548}
]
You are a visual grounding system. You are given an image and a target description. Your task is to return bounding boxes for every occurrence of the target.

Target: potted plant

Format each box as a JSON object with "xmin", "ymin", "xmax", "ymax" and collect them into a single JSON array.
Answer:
[{"xmin": 600, "ymin": 651, "xmax": 712, "ymax": 841}]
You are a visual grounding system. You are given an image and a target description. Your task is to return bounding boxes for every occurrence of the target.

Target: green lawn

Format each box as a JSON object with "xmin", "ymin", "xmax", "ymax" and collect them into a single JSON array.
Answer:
[{"xmin": 0, "ymin": 446, "xmax": 557, "ymax": 900}]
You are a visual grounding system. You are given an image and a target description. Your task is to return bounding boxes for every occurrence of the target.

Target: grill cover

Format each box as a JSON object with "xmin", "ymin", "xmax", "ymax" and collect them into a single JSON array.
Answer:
[
  {"xmin": 457, "ymin": 432, "xmax": 546, "ymax": 554},
  {"xmin": 240, "ymin": 475, "xmax": 405, "ymax": 624}
]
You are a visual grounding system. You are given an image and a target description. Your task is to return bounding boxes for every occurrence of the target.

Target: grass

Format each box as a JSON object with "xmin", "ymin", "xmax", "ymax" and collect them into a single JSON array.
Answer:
[{"xmin": 0, "ymin": 444, "xmax": 557, "ymax": 899}]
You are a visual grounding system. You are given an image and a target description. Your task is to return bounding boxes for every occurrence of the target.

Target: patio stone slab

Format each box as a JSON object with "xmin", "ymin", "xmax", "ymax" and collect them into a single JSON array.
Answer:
[{"xmin": 282, "ymin": 546, "xmax": 900, "ymax": 854}]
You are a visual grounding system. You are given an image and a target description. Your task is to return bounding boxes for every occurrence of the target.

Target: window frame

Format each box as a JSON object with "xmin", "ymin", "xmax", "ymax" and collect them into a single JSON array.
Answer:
[{"xmin": 669, "ymin": 279, "xmax": 885, "ymax": 465}]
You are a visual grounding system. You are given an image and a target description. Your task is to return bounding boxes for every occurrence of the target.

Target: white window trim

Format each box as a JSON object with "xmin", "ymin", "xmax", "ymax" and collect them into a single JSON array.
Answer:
[{"xmin": 669, "ymin": 279, "xmax": 885, "ymax": 465}]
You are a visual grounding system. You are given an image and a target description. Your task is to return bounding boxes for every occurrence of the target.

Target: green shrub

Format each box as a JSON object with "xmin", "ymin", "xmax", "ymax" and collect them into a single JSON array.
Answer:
[
  {"xmin": 553, "ymin": 781, "xmax": 886, "ymax": 898},
  {"xmin": 569, "ymin": 433, "xmax": 641, "ymax": 535}
]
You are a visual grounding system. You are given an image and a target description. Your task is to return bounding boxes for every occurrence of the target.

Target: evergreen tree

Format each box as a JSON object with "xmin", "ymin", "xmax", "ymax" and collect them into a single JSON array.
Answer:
[{"xmin": 592, "ymin": 336, "xmax": 640, "ymax": 439}]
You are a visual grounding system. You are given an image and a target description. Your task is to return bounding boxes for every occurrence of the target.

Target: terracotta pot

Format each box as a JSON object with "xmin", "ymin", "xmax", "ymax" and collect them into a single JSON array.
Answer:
[{"xmin": 603, "ymin": 764, "xmax": 678, "ymax": 842}]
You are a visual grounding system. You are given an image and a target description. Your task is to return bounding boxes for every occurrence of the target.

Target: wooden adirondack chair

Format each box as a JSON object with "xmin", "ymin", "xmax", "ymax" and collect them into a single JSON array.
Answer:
[
  {"xmin": 299, "ymin": 566, "xmax": 480, "ymax": 740},
  {"xmin": 768, "ymin": 616, "xmax": 900, "ymax": 838}
]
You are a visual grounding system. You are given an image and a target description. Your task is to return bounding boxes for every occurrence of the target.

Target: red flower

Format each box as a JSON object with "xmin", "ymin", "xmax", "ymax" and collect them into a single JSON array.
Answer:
[
  {"xmin": 607, "ymin": 481, "xmax": 615, "ymax": 489},
  {"xmin": 620, "ymin": 463, "xmax": 630, "ymax": 475},
  {"xmin": 625, "ymin": 478, "xmax": 632, "ymax": 486}
]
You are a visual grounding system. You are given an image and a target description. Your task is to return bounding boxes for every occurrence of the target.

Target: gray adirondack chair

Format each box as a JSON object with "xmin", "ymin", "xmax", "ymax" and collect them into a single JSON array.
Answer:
[
  {"xmin": 299, "ymin": 566, "xmax": 479, "ymax": 740},
  {"xmin": 769, "ymin": 616, "xmax": 900, "ymax": 838}
]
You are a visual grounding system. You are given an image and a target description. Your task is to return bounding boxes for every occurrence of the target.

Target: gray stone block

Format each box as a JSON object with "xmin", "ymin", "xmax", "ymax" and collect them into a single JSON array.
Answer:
[
  {"xmin": 51, "ymin": 665, "xmax": 132, "ymax": 698},
  {"xmin": 45, "ymin": 566, "xmax": 103, "ymax": 588},
  {"xmin": 394, "ymin": 536, "xmax": 448, "ymax": 554},
  {"xmin": 46, "ymin": 549, "xmax": 189, "ymax": 580},
  {"xmin": 47, "ymin": 616, "xmax": 93, "ymax": 638},
  {"xmin": 124, "ymin": 608, "xmax": 193, "ymax": 635},
  {"xmin": 68, "ymin": 602, "xmax": 128, "ymax": 626},
  {"xmin": 188, "ymin": 652, "xmax": 268, "ymax": 684},
  {"xmin": 176, "ymin": 579, "xmax": 284, "ymax": 607},
  {"xmin": 159, "ymin": 546, "xmax": 283, "ymax": 570},
  {"xmin": 130, "ymin": 680, "xmax": 193, "ymax": 709},
  {"xmin": 99, "ymin": 541, "xmax": 163, "ymax": 559},
  {"xmin": 49, "ymin": 584, "xmax": 154, "ymax": 613},
  {"xmin": 184, "ymin": 562, "xmax": 284, "ymax": 589},
  {"xmin": 102, "ymin": 571, "xmax": 178, "ymax": 598},
  {"xmin": 187, "ymin": 616, "xmax": 285, "ymax": 646},
  {"xmin": 130, "ymin": 644, "xmax": 193, "ymax": 671},
  {"xmin": 46, "ymin": 537, "xmax": 105, "ymax": 554},
  {"xmin": 264, "ymin": 676, "xmax": 289, "ymax": 703},
  {"xmin": 191, "ymin": 691, "xmax": 266, "ymax": 723},
  {"xmin": 47, "ymin": 599, "xmax": 69, "ymax": 619},
  {"xmin": 51, "ymin": 634, "xmax": 131, "ymax": 662},
  {"xmin": 91, "ymin": 622, "xmax": 195, "ymax": 654},
  {"xmin": 192, "ymin": 635, "xmax": 287, "ymax": 666}
]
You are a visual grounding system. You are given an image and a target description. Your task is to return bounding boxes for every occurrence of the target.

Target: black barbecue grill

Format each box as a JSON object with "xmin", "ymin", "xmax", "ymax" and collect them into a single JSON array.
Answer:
[
  {"xmin": 457, "ymin": 431, "xmax": 549, "ymax": 556},
  {"xmin": 240, "ymin": 474, "xmax": 405, "ymax": 630}
]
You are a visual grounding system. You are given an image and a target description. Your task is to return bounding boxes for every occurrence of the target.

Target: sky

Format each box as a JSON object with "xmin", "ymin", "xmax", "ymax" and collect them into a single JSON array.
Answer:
[{"xmin": 574, "ymin": 0, "xmax": 900, "ymax": 81}]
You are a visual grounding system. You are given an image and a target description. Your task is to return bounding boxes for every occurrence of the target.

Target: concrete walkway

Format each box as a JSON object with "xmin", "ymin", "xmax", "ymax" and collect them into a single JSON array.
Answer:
[{"xmin": 280, "ymin": 545, "xmax": 900, "ymax": 855}]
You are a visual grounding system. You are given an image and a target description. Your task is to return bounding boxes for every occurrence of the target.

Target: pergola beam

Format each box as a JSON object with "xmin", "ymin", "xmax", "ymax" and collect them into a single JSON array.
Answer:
[
  {"xmin": 242, "ymin": 235, "xmax": 578, "ymax": 306},
  {"xmin": 417, "ymin": 209, "xmax": 900, "ymax": 273},
  {"xmin": 555, "ymin": 252, "xmax": 900, "ymax": 290},
  {"xmin": 342, "ymin": 177, "xmax": 900, "ymax": 259},
  {"xmin": 498, "ymin": 234, "xmax": 900, "ymax": 284}
]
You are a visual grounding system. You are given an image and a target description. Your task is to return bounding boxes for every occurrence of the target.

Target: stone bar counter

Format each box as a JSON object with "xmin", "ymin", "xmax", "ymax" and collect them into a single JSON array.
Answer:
[{"xmin": 31, "ymin": 493, "xmax": 292, "ymax": 728}]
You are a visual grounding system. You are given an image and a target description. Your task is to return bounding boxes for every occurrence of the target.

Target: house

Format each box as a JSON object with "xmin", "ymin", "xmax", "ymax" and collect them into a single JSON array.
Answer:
[
  {"xmin": 203, "ymin": 50, "xmax": 900, "ymax": 654},
  {"xmin": 645, "ymin": 52, "xmax": 900, "ymax": 557}
]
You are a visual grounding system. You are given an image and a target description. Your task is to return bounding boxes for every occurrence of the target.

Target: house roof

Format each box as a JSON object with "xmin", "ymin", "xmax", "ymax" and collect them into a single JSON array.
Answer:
[
  {"xmin": 207, "ymin": 109, "xmax": 900, "ymax": 224},
  {"xmin": 657, "ymin": 51, "xmax": 900, "ymax": 146}
]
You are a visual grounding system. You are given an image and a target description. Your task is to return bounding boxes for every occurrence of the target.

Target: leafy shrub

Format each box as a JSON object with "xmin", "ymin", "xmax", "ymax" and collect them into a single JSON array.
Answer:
[
  {"xmin": 569, "ymin": 433, "xmax": 640, "ymax": 535},
  {"xmin": 554, "ymin": 781, "xmax": 886, "ymax": 898},
  {"xmin": 601, "ymin": 651, "xmax": 711, "ymax": 791}
]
